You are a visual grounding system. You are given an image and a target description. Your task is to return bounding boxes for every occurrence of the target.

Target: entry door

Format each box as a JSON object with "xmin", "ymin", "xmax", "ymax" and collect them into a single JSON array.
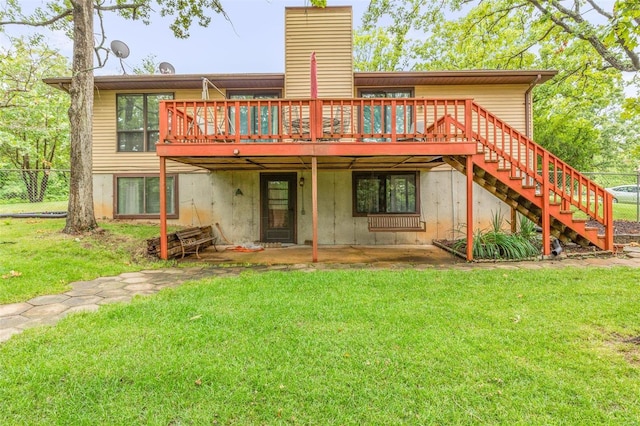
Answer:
[{"xmin": 260, "ymin": 173, "xmax": 297, "ymax": 243}]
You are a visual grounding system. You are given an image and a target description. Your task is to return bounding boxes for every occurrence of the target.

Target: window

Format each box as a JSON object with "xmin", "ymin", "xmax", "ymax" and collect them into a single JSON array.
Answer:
[
  {"xmin": 117, "ymin": 93, "xmax": 173, "ymax": 152},
  {"xmin": 359, "ymin": 89, "xmax": 413, "ymax": 139},
  {"xmin": 115, "ymin": 175, "xmax": 178, "ymax": 218},
  {"xmin": 228, "ymin": 91, "xmax": 280, "ymax": 141},
  {"xmin": 353, "ymin": 171, "xmax": 419, "ymax": 216}
]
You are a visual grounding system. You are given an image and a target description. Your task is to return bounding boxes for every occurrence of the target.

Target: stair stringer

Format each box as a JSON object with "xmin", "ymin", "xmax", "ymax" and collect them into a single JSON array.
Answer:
[{"xmin": 443, "ymin": 154, "xmax": 600, "ymax": 248}]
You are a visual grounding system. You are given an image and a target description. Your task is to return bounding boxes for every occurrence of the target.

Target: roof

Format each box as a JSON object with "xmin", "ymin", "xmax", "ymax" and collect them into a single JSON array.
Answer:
[{"xmin": 43, "ymin": 69, "xmax": 557, "ymax": 92}]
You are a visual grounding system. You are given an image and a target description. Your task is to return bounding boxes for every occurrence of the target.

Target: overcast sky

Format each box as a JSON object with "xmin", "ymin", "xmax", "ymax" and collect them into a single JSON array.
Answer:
[{"xmin": 5, "ymin": 0, "xmax": 369, "ymax": 76}]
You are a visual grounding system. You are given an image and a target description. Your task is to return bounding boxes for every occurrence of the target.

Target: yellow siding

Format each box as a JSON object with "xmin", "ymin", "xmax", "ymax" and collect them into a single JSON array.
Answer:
[
  {"xmin": 285, "ymin": 6, "xmax": 353, "ymax": 98},
  {"xmin": 93, "ymin": 89, "xmax": 218, "ymax": 173},
  {"xmin": 414, "ymin": 84, "xmax": 528, "ymax": 134}
]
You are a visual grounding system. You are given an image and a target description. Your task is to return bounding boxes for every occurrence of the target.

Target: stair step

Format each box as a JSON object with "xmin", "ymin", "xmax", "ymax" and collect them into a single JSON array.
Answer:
[
  {"xmin": 559, "ymin": 210, "xmax": 573, "ymax": 215},
  {"xmin": 509, "ymin": 176, "xmax": 523, "ymax": 180},
  {"xmin": 522, "ymin": 185, "xmax": 536, "ymax": 189},
  {"xmin": 584, "ymin": 226, "xmax": 600, "ymax": 231},
  {"xmin": 497, "ymin": 168, "xmax": 511, "ymax": 172},
  {"xmin": 485, "ymin": 159, "xmax": 499, "ymax": 163},
  {"xmin": 572, "ymin": 218, "xmax": 588, "ymax": 223}
]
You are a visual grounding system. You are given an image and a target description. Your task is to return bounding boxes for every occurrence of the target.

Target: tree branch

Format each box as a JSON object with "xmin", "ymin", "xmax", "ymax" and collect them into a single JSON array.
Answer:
[{"xmin": 527, "ymin": 0, "xmax": 639, "ymax": 71}]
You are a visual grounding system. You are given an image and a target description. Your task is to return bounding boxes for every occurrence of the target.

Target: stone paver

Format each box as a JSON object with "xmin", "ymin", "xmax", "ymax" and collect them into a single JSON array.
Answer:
[
  {"xmin": 62, "ymin": 296, "xmax": 103, "ymax": 307},
  {"xmin": 21, "ymin": 303, "xmax": 69, "ymax": 319},
  {"xmin": 28, "ymin": 295, "xmax": 70, "ymax": 306},
  {"xmin": 1, "ymin": 253, "xmax": 640, "ymax": 344},
  {"xmin": 0, "ymin": 302, "xmax": 32, "ymax": 317}
]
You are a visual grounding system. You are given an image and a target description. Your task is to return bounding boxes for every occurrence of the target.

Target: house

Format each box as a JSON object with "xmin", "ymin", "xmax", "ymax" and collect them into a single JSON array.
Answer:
[{"xmin": 44, "ymin": 5, "xmax": 614, "ymax": 261}]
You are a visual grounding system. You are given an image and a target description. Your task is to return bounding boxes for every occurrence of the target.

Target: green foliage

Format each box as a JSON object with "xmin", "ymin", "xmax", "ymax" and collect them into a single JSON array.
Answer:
[
  {"xmin": 357, "ymin": 0, "xmax": 640, "ymax": 172},
  {"xmin": 0, "ymin": 37, "xmax": 71, "ymax": 201},
  {"xmin": 454, "ymin": 211, "xmax": 541, "ymax": 260}
]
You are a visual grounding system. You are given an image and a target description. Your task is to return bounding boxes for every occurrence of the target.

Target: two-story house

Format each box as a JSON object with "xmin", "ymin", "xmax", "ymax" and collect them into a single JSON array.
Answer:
[{"xmin": 45, "ymin": 6, "xmax": 614, "ymax": 261}]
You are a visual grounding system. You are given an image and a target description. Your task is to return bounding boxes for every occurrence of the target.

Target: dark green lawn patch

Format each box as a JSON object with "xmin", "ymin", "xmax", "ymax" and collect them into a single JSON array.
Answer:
[{"xmin": 1, "ymin": 268, "xmax": 639, "ymax": 424}]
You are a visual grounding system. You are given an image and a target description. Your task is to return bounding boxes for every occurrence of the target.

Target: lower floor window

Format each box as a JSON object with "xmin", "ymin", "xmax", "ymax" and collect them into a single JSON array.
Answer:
[
  {"xmin": 353, "ymin": 171, "xmax": 419, "ymax": 216},
  {"xmin": 115, "ymin": 175, "xmax": 178, "ymax": 218}
]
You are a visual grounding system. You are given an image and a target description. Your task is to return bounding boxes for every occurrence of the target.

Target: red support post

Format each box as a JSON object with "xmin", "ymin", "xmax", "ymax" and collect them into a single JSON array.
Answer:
[
  {"xmin": 466, "ymin": 155, "xmax": 474, "ymax": 261},
  {"xmin": 312, "ymin": 156, "xmax": 318, "ymax": 262},
  {"xmin": 159, "ymin": 156, "xmax": 168, "ymax": 260},
  {"xmin": 541, "ymin": 151, "xmax": 551, "ymax": 256}
]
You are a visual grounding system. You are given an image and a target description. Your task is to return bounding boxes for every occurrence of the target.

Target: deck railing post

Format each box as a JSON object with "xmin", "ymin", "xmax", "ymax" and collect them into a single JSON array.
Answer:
[
  {"xmin": 159, "ymin": 101, "xmax": 168, "ymax": 143},
  {"xmin": 465, "ymin": 99, "xmax": 473, "ymax": 142}
]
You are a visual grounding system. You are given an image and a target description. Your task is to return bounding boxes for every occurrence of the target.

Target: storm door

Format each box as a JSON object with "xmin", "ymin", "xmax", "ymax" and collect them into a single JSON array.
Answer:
[{"xmin": 260, "ymin": 173, "xmax": 297, "ymax": 243}]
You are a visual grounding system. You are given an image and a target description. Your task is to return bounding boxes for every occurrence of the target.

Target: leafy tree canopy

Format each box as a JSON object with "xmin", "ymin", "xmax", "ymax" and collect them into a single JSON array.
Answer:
[{"xmin": 357, "ymin": 0, "xmax": 640, "ymax": 171}]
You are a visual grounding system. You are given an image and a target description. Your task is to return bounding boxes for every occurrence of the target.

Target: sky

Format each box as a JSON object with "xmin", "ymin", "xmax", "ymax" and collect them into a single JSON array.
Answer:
[{"xmin": 5, "ymin": 0, "xmax": 370, "ymax": 76}]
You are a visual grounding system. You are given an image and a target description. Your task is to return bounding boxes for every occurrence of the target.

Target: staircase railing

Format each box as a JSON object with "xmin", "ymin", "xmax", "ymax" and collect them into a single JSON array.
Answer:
[{"xmin": 466, "ymin": 102, "xmax": 613, "ymax": 248}]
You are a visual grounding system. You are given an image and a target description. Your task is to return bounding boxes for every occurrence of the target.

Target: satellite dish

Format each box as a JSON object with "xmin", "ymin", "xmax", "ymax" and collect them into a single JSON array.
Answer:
[
  {"xmin": 110, "ymin": 40, "xmax": 130, "ymax": 59},
  {"xmin": 159, "ymin": 62, "xmax": 176, "ymax": 75}
]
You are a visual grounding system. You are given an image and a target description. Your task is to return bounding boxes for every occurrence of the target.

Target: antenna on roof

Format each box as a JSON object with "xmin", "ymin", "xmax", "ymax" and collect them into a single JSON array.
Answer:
[
  {"xmin": 159, "ymin": 62, "xmax": 176, "ymax": 75},
  {"xmin": 110, "ymin": 40, "xmax": 130, "ymax": 74}
]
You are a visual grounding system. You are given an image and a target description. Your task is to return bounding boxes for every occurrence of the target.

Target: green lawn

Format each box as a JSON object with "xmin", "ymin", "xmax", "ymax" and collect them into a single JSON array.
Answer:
[
  {"xmin": 1, "ymin": 218, "xmax": 640, "ymax": 424},
  {"xmin": 0, "ymin": 218, "xmax": 175, "ymax": 303},
  {"xmin": 1, "ymin": 268, "xmax": 639, "ymax": 424}
]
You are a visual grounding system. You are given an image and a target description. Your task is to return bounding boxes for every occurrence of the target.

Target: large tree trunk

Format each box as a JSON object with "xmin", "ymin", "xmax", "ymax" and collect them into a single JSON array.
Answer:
[{"xmin": 64, "ymin": 0, "xmax": 98, "ymax": 234}]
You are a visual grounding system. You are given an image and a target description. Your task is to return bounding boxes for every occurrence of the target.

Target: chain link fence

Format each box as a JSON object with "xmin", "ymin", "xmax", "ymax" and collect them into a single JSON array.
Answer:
[
  {"xmin": 582, "ymin": 171, "xmax": 640, "ymax": 222},
  {"xmin": 0, "ymin": 169, "xmax": 70, "ymax": 215},
  {"xmin": 0, "ymin": 168, "xmax": 638, "ymax": 221}
]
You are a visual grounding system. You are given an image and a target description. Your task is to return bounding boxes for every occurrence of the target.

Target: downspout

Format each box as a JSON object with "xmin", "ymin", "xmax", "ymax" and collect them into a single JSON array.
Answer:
[{"xmin": 524, "ymin": 74, "xmax": 542, "ymax": 138}]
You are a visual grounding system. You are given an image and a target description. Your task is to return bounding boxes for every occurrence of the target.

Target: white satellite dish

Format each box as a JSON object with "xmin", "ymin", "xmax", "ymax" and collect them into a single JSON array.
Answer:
[
  {"xmin": 110, "ymin": 40, "xmax": 130, "ymax": 59},
  {"xmin": 159, "ymin": 62, "xmax": 176, "ymax": 74}
]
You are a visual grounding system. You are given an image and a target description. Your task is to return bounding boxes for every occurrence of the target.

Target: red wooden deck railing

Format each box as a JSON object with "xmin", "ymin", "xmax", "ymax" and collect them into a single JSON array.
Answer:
[{"xmin": 158, "ymin": 98, "xmax": 473, "ymax": 144}]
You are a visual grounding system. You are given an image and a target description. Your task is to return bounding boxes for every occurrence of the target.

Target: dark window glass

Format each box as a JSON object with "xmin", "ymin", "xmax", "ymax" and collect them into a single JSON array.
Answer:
[
  {"xmin": 353, "ymin": 172, "xmax": 418, "ymax": 215},
  {"xmin": 117, "ymin": 93, "xmax": 173, "ymax": 152}
]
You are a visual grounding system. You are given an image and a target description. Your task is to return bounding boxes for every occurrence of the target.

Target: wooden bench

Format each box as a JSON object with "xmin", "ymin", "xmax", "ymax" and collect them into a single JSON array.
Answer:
[
  {"xmin": 367, "ymin": 214, "xmax": 426, "ymax": 232},
  {"xmin": 175, "ymin": 228, "xmax": 217, "ymax": 259}
]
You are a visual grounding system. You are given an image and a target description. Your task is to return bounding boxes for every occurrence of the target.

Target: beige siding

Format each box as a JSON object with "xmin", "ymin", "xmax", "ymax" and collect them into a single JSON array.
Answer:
[
  {"xmin": 285, "ymin": 6, "xmax": 353, "ymax": 98},
  {"xmin": 415, "ymin": 84, "xmax": 528, "ymax": 134},
  {"xmin": 93, "ymin": 88, "xmax": 216, "ymax": 173}
]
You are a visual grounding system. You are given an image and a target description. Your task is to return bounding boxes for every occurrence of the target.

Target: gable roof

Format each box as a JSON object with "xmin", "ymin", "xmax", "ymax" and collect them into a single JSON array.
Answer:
[{"xmin": 43, "ymin": 69, "xmax": 556, "ymax": 92}]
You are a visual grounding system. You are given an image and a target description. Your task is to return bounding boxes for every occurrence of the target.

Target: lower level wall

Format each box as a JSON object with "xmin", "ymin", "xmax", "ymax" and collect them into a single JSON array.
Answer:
[{"xmin": 94, "ymin": 168, "xmax": 508, "ymax": 245}]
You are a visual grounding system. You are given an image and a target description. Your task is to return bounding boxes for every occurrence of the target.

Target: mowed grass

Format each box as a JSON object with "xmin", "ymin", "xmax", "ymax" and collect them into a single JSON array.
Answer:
[
  {"xmin": 0, "ymin": 218, "xmax": 173, "ymax": 303},
  {"xmin": 1, "ymin": 268, "xmax": 640, "ymax": 424}
]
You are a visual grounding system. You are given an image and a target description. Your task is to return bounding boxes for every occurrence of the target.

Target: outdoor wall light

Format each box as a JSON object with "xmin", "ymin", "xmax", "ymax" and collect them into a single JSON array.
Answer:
[
  {"xmin": 235, "ymin": 188, "xmax": 243, "ymax": 196},
  {"xmin": 299, "ymin": 177, "xmax": 305, "ymax": 187}
]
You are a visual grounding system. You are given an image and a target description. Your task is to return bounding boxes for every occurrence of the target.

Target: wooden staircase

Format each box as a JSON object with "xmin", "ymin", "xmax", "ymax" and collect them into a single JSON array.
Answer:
[{"xmin": 432, "ymin": 104, "xmax": 614, "ymax": 252}]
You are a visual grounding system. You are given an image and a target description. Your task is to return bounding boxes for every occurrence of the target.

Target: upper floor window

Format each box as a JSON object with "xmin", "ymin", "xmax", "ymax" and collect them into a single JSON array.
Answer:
[
  {"xmin": 353, "ymin": 171, "xmax": 419, "ymax": 216},
  {"xmin": 359, "ymin": 89, "xmax": 413, "ymax": 138},
  {"xmin": 117, "ymin": 93, "xmax": 174, "ymax": 152},
  {"xmin": 228, "ymin": 91, "xmax": 281, "ymax": 140}
]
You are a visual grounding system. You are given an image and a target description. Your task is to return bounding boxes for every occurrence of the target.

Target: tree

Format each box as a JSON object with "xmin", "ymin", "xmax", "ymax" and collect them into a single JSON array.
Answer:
[
  {"xmin": 357, "ymin": 0, "xmax": 640, "ymax": 171},
  {"xmin": 0, "ymin": 36, "xmax": 71, "ymax": 202}
]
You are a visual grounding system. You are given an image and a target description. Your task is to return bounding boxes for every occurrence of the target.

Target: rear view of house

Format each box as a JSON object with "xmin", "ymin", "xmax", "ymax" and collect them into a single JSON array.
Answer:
[{"xmin": 45, "ymin": 5, "xmax": 614, "ymax": 261}]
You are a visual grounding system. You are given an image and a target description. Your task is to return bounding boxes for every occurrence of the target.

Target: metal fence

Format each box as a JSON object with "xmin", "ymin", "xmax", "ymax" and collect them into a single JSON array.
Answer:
[
  {"xmin": 0, "ymin": 169, "xmax": 70, "ymax": 214},
  {"xmin": 582, "ymin": 171, "xmax": 640, "ymax": 222},
  {"xmin": 0, "ymin": 168, "xmax": 638, "ymax": 221}
]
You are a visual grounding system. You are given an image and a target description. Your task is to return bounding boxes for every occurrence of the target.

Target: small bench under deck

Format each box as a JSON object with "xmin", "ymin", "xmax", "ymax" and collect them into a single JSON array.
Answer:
[{"xmin": 367, "ymin": 214, "xmax": 426, "ymax": 232}]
